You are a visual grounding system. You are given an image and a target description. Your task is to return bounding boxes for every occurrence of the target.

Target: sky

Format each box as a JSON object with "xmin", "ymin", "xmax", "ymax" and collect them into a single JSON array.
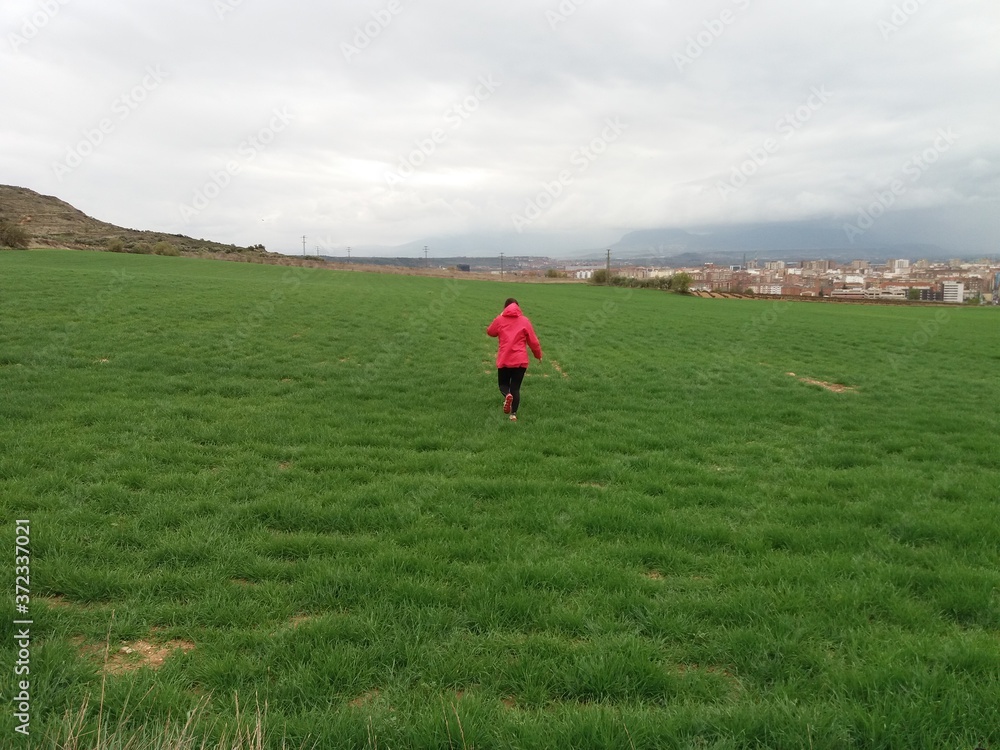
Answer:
[{"xmin": 2, "ymin": 0, "xmax": 998, "ymax": 256}]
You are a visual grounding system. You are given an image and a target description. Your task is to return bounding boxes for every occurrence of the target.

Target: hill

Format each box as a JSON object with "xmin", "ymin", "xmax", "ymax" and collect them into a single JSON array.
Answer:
[{"xmin": 0, "ymin": 184, "xmax": 269, "ymax": 256}]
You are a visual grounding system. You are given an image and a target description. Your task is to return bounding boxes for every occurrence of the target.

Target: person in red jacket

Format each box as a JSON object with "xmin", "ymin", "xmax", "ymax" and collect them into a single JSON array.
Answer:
[{"xmin": 487, "ymin": 298, "xmax": 543, "ymax": 421}]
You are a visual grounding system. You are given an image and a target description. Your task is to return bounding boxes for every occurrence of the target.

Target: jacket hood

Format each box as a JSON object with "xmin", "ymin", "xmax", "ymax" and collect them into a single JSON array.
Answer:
[{"xmin": 501, "ymin": 303, "xmax": 522, "ymax": 317}]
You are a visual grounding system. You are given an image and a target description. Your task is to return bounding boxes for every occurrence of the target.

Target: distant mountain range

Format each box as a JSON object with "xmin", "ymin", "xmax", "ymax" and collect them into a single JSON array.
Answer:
[
  {"xmin": 606, "ymin": 223, "xmax": 949, "ymax": 265},
  {"xmin": 333, "ymin": 205, "xmax": 997, "ymax": 264},
  {"xmin": 3, "ymin": 184, "xmax": 995, "ymax": 264}
]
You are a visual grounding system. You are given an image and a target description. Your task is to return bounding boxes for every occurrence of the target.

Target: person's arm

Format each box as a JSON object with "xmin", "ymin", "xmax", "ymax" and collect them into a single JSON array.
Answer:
[
  {"xmin": 486, "ymin": 316, "xmax": 501, "ymax": 337},
  {"xmin": 526, "ymin": 320, "xmax": 542, "ymax": 360}
]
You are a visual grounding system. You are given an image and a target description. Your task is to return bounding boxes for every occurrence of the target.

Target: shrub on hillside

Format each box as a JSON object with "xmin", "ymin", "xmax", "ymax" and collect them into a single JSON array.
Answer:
[
  {"xmin": 153, "ymin": 241, "xmax": 180, "ymax": 256},
  {"xmin": 0, "ymin": 218, "xmax": 30, "ymax": 249},
  {"xmin": 106, "ymin": 237, "xmax": 126, "ymax": 253}
]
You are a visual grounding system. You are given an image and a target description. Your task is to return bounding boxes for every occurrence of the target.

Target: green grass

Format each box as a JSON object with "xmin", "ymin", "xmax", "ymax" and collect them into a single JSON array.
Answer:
[{"xmin": 2, "ymin": 249, "xmax": 999, "ymax": 749}]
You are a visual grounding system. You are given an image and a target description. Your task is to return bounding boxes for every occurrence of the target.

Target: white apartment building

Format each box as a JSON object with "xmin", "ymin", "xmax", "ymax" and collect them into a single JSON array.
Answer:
[
  {"xmin": 942, "ymin": 281, "xmax": 965, "ymax": 303},
  {"xmin": 753, "ymin": 284, "xmax": 783, "ymax": 295},
  {"xmin": 889, "ymin": 258, "xmax": 911, "ymax": 272}
]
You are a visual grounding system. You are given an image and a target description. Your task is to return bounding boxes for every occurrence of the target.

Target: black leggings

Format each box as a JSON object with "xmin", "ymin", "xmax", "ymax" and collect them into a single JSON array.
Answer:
[{"xmin": 497, "ymin": 367, "xmax": 527, "ymax": 414}]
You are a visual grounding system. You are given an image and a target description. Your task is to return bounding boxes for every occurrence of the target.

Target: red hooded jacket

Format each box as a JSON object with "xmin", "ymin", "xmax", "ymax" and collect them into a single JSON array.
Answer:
[{"xmin": 487, "ymin": 303, "xmax": 543, "ymax": 368}]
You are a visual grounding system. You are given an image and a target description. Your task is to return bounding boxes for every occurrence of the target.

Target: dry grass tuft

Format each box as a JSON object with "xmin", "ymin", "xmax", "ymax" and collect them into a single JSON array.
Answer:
[{"xmin": 786, "ymin": 372, "xmax": 858, "ymax": 393}]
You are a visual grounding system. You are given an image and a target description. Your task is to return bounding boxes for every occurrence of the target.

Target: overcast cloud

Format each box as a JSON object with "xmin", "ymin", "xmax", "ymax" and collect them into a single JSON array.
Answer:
[{"xmin": 2, "ymin": 0, "xmax": 998, "ymax": 255}]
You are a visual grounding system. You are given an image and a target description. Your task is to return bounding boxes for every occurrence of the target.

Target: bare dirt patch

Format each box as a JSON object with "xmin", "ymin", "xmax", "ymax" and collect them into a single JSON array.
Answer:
[
  {"xmin": 786, "ymin": 372, "xmax": 857, "ymax": 393},
  {"xmin": 74, "ymin": 636, "xmax": 195, "ymax": 675},
  {"xmin": 286, "ymin": 614, "xmax": 321, "ymax": 629},
  {"xmin": 550, "ymin": 359, "xmax": 569, "ymax": 378},
  {"xmin": 644, "ymin": 571, "xmax": 665, "ymax": 581},
  {"xmin": 349, "ymin": 689, "xmax": 381, "ymax": 708},
  {"xmin": 37, "ymin": 594, "xmax": 74, "ymax": 608},
  {"xmin": 278, "ymin": 461, "xmax": 293, "ymax": 470}
]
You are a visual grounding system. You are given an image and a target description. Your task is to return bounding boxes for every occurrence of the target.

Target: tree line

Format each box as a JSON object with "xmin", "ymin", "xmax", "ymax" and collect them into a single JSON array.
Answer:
[{"xmin": 589, "ymin": 268, "xmax": 693, "ymax": 293}]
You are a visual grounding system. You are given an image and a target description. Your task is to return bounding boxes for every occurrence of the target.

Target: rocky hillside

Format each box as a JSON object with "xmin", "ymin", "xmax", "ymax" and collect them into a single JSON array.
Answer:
[{"xmin": 0, "ymin": 185, "xmax": 268, "ymax": 256}]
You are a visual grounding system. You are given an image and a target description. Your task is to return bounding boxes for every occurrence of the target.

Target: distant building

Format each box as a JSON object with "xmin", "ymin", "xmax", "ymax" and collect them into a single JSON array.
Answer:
[
  {"xmin": 942, "ymin": 281, "xmax": 965, "ymax": 303},
  {"xmin": 802, "ymin": 260, "xmax": 834, "ymax": 272},
  {"xmin": 649, "ymin": 268, "xmax": 676, "ymax": 278},
  {"xmin": 888, "ymin": 258, "xmax": 911, "ymax": 273},
  {"xmin": 618, "ymin": 266, "xmax": 651, "ymax": 279},
  {"xmin": 830, "ymin": 287, "xmax": 865, "ymax": 299},
  {"xmin": 753, "ymin": 284, "xmax": 783, "ymax": 295}
]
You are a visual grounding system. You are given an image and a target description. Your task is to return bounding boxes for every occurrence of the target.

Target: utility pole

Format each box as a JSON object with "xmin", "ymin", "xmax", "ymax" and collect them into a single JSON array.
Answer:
[
  {"xmin": 424, "ymin": 246, "xmax": 429, "ymax": 268},
  {"xmin": 302, "ymin": 235, "xmax": 306, "ymax": 256},
  {"xmin": 606, "ymin": 248, "xmax": 611, "ymax": 285},
  {"xmin": 500, "ymin": 252, "xmax": 504, "ymax": 281},
  {"xmin": 347, "ymin": 246, "xmax": 351, "ymax": 263}
]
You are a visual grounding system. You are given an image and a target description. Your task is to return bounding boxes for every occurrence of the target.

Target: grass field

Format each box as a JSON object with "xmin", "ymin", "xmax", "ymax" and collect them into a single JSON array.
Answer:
[{"xmin": 2, "ymin": 249, "xmax": 999, "ymax": 749}]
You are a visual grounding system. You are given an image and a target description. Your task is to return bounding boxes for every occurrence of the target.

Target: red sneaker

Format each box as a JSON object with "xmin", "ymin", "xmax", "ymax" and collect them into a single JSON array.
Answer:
[{"xmin": 503, "ymin": 393, "xmax": 513, "ymax": 414}]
